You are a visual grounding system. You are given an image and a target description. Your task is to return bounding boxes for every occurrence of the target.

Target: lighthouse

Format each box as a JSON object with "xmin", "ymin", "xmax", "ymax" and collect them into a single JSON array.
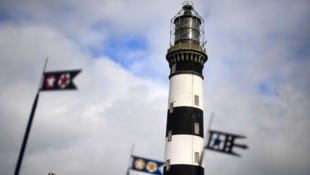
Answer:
[{"xmin": 164, "ymin": 2, "xmax": 208, "ymax": 175}]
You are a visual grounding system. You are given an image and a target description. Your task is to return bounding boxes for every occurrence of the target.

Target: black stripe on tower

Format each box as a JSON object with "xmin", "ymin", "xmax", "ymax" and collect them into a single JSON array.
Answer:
[
  {"xmin": 169, "ymin": 60, "xmax": 203, "ymax": 78},
  {"xmin": 164, "ymin": 164, "xmax": 204, "ymax": 175},
  {"xmin": 166, "ymin": 107, "xmax": 204, "ymax": 137},
  {"xmin": 166, "ymin": 50, "xmax": 208, "ymax": 79}
]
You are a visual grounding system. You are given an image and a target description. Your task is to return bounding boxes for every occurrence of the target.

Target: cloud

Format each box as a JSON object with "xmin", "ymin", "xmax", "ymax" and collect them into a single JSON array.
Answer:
[{"xmin": 0, "ymin": 0, "xmax": 310, "ymax": 175}]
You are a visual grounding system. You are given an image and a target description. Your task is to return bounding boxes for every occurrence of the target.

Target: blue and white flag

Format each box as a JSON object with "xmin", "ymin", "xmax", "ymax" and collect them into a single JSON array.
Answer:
[
  {"xmin": 131, "ymin": 155, "xmax": 165, "ymax": 175},
  {"xmin": 205, "ymin": 130, "xmax": 248, "ymax": 157}
]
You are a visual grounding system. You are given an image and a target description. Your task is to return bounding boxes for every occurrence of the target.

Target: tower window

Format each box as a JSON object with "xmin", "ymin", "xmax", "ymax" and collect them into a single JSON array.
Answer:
[
  {"xmin": 194, "ymin": 122, "xmax": 199, "ymax": 135},
  {"xmin": 194, "ymin": 152, "xmax": 200, "ymax": 164},
  {"xmin": 166, "ymin": 159, "xmax": 171, "ymax": 172},
  {"xmin": 169, "ymin": 102, "xmax": 174, "ymax": 113},
  {"xmin": 168, "ymin": 130, "xmax": 172, "ymax": 141},
  {"xmin": 171, "ymin": 63, "xmax": 176, "ymax": 74},
  {"xmin": 194, "ymin": 95, "xmax": 199, "ymax": 106}
]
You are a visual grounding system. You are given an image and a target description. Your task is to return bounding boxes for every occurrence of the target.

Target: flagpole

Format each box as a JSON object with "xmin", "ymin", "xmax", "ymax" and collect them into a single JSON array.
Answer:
[
  {"xmin": 127, "ymin": 143, "xmax": 135, "ymax": 175},
  {"xmin": 14, "ymin": 58, "xmax": 48, "ymax": 175},
  {"xmin": 199, "ymin": 112, "xmax": 214, "ymax": 166},
  {"xmin": 38, "ymin": 58, "xmax": 48, "ymax": 91}
]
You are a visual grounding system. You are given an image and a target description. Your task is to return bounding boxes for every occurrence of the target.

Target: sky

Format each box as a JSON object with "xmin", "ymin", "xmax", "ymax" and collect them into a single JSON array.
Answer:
[{"xmin": 0, "ymin": 0, "xmax": 309, "ymax": 175}]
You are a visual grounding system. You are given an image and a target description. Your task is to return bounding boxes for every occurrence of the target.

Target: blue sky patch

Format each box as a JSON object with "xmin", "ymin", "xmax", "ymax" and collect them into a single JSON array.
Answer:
[
  {"xmin": 295, "ymin": 41, "xmax": 310, "ymax": 60},
  {"xmin": 0, "ymin": 7, "xmax": 32, "ymax": 24},
  {"xmin": 258, "ymin": 81, "xmax": 279, "ymax": 96},
  {"xmin": 89, "ymin": 34, "xmax": 149, "ymax": 69},
  {"xmin": 0, "ymin": 11, "xmax": 10, "ymax": 23}
]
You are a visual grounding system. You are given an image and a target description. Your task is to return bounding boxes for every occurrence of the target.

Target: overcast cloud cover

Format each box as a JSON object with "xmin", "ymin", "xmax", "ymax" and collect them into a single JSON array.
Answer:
[{"xmin": 0, "ymin": 0, "xmax": 309, "ymax": 175}]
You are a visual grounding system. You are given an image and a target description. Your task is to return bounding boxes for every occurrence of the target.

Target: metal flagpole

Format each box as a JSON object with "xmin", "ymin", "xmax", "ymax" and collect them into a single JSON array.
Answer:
[
  {"xmin": 199, "ymin": 112, "xmax": 214, "ymax": 166},
  {"xmin": 127, "ymin": 143, "xmax": 135, "ymax": 175},
  {"xmin": 14, "ymin": 58, "xmax": 48, "ymax": 175}
]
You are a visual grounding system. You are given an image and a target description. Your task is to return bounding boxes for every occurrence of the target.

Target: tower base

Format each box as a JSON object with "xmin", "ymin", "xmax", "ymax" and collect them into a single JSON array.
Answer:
[{"xmin": 164, "ymin": 164, "xmax": 204, "ymax": 175}]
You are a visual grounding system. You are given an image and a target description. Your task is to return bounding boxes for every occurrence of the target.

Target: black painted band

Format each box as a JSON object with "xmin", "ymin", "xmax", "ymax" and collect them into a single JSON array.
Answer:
[
  {"xmin": 164, "ymin": 164, "xmax": 204, "ymax": 175},
  {"xmin": 166, "ymin": 107, "xmax": 204, "ymax": 137},
  {"xmin": 170, "ymin": 60, "xmax": 203, "ymax": 76}
]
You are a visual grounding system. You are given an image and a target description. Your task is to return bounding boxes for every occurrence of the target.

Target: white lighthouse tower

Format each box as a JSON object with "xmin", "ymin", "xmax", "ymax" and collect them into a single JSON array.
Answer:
[{"xmin": 164, "ymin": 2, "xmax": 208, "ymax": 175}]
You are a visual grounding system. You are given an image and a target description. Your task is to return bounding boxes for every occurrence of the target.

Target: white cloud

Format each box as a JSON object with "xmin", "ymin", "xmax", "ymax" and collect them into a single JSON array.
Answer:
[{"xmin": 0, "ymin": 0, "xmax": 309, "ymax": 175}]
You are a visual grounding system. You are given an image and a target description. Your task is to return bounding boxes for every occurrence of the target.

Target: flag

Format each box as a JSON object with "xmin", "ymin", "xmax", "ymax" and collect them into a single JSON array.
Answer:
[
  {"xmin": 14, "ymin": 66, "xmax": 81, "ymax": 175},
  {"xmin": 205, "ymin": 130, "xmax": 248, "ymax": 157},
  {"xmin": 41, "ymin": 69, "xmax": 81, "ymax": 91},
  {"xmin": 131, "ymin": 155, "xmax": 165, "ymax": 175}
]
